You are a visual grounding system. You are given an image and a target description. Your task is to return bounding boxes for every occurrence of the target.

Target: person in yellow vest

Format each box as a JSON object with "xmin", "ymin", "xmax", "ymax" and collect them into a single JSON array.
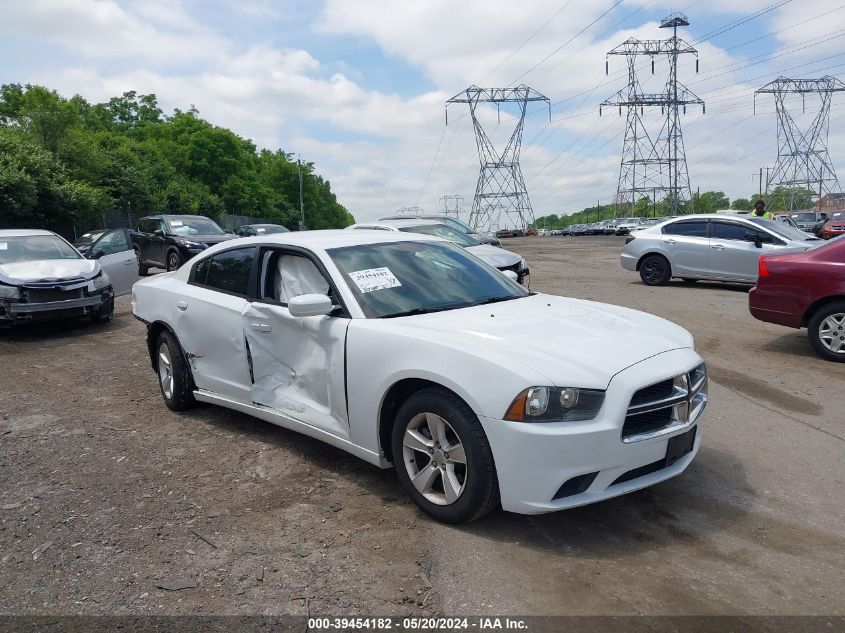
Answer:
[{"xmin": 750, "ymin": 199, "xmax": 773, "ymax": 219}]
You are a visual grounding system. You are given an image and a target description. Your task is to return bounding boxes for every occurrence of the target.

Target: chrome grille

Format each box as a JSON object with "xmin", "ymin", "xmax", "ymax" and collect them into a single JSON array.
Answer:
[{"xmin": 622, "ymin": 363, "xmax": 707, "ymax": 443}]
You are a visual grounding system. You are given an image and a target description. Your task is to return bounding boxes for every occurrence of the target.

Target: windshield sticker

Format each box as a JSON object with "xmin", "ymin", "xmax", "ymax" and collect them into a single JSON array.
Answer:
[
  {"xmin": 169, "ymin": 220, "xmax": 183, "ymax": 227},
  {"xmin": 0, "ymin": 243, "xmax": 6, "ymax": 250},
  {"xmin": 349, "ymin": 267, "xmax": 402, "ymax": 293}
]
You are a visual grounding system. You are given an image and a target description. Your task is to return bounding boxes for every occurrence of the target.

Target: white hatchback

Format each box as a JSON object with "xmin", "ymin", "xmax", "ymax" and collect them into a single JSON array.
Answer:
[{"xmin": 133, "ymin": 230, "xmax": 708, "ymax": 523}]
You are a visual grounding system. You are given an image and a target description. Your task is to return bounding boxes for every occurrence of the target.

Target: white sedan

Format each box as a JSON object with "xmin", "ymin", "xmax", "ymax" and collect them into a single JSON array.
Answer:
[{"xmin": 132, "ymin": 230, "xmax": 708, "ymax": 523}]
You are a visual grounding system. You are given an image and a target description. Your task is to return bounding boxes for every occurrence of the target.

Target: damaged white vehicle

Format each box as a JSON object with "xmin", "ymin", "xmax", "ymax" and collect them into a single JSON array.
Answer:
[
  {"xmin": 132, "ymin": 231, "xmax": 708, "ymax": 523},
  {"xmin": 0, "ymin": 229, "xmax": 137, "ymax": 326}
]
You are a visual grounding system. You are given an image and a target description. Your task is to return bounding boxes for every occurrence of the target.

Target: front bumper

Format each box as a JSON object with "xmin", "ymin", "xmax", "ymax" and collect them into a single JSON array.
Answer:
[
  {"xmin": 480, "ymin": 348, "xmax": 706, "ymax": 515},
  {"xmin": 619, "ymin": 251, "xmax": 638, "ymax": 271},
  {"xmin": 1, "ymin": 289, "xmax": 113, "ymax": 324}
]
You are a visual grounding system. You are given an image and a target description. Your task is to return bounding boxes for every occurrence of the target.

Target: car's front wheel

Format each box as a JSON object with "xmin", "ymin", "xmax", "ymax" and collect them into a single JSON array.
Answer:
[
  {"xmin": 166, "ymin": 250, "xmax": 183, "ymax": 272},
  {"xmin": 808, "ymin": 301, "xmax": 845, "ymax": 363},
  {"xmin": 639, "ymin": 254, "xmax": 672, "ymax": 286},
  {"xmin": 155, "ymin": 330, "xmax": 197, "ymax": 410},
  {"xmin": 391, "ymin": 388, "xmax": 499, "ymax": 524}
]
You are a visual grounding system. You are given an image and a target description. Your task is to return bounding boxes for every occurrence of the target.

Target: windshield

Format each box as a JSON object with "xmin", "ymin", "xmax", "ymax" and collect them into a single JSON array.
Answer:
[
  {"xmin": 328, "ymin": 240, "xmax": 527, "ymax": 318},
  {"xmin": 166, "ymin": 216, "xmax": 225, "ymax": 236},
  {"xmin": 440, "ymin": 218, "xmax": 476, "ymax": 234},
  {"xmin": 0, "ymin": 235, "xmax": 81, "ymax": 264},
  {"xmin": 252, "ymin": 225, "xmax": 289, "ymax": 234},
  {"xmin": 398, "ymin": 224, "xmax": 480, "ymax": 247},
  {"xmin": 747, "ymin": 217, "xmax": 818, "ymax": 241},
  {"xmin": 74, "ymin": 231, "xmax": 106, "ymax": 245},
  {"xmin": 791, "ymin": 212, "xmax": 818, "ymax": 221},
  {"xmin": 829, "ymin": 212, "xmax": 845, "ymax": 221}
]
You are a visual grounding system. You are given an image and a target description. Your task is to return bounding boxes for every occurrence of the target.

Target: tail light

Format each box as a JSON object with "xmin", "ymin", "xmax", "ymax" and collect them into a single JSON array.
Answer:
[{"xmin": 758, "ymin": 256, "xmax": 769, "ymax": 278}]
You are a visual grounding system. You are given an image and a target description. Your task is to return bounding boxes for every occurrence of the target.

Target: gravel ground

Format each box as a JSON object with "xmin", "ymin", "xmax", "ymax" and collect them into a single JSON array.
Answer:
[{"xmin": 0, "ymin": 236, "xmax": 843, "ymax": 617}]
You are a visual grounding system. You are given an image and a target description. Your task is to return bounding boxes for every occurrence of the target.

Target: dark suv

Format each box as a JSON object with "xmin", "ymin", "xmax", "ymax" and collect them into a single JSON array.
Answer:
[{"xmin": 132, "ymin": 215, "xmax": 236, "ymax": 274}]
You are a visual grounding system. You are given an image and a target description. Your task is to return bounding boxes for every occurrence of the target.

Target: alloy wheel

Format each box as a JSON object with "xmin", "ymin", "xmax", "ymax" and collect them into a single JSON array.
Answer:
[
  {"xmin": 167, "ymin": 253, "xmax": 179, "ymax": 271},
  {"xmin": 642, "ymin": 259, "xmax": 666, "ymax": 284},
  {"xmin": 158, "ymin": 342, "xmax": 174, "ymax": 399},
  {"xmin": 818, "ymin": 312, "xmax": 845, "ymax": 354},
  {"xmin": 402, "ymin": 412, "xmax": 467, "ymax": 505}
]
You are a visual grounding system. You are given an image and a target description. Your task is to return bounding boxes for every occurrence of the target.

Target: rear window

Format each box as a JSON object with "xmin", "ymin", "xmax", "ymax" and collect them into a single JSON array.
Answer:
[
  {"xmin": 203, "ymin": 247, "xmax": 254, "ymax": 295},
  {"xmin": 663, "ymin": 220, "xmax": 708, "ymax": 237}
]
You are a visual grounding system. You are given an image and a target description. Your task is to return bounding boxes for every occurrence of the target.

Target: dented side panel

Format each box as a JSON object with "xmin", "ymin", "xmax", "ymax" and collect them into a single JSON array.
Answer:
[{"xmin": 242, "ymin": 302, "xmax": 350, "ymax": 439}]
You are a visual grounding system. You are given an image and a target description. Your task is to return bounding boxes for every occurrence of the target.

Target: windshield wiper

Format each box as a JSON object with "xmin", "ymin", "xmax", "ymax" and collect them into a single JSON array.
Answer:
[
  {"xmin": 382, "ymin": 304, "xmax": 465, "ymax": 318},
  {"xmin": 469, "ymin": 295, "xmax": 521, "ymax": 306}
]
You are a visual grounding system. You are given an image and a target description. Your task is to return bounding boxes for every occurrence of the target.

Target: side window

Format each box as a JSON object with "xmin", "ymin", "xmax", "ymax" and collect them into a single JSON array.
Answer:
[
  {"xmin": 138, "ymin": 219, "xmax": 151, "ymax": 233},
  {"xmin": 204, "ymin": 247, "xmax": 254, "ymax": 295},
  {"xmin": 192, "ymin": 257, "xmax": 211, "ymax": 285},
  {"xmin": 669, "ymin": 221, "xmax": 708, "ymax": 237},
  {"xmin": 712, "ymin": 222, "xmax": 747, "ymax": 241},
  {"xmin": 263, "ymin": 252, "xmax": 331, "ymax": 304},
  {"xmin": 92, "ymin": 229, "xmax": 130, "ymax": 255}
]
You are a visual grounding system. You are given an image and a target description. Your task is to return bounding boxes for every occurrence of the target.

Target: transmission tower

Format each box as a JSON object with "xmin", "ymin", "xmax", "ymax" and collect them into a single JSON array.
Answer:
[
  {"xmin": 601, "ymin": 13, "xmax": 704, "ymax": 216},
  {"xmin": 755, "ymin": 76, "xmax": 845, "ymax": 210},
  {"xmin": 396, "ymin": 206, "xmax": 425, "ymax": 216},
  {"xmin": 446, "ymin": 85, "xmax": 550, "ymax": 233},
  {"xmin": 439, "ymin": 195, "xmax": 464, "ymax": 219}
]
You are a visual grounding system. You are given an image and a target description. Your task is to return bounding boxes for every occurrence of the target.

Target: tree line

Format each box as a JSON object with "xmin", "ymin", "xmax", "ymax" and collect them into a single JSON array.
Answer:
[
  {"xmin": 534, "ymin": 187, "xmax": 817, "ymax": 229},
  {"xmin": 0, "ymin": 84, "xmax": 355, "ymax": 236}
]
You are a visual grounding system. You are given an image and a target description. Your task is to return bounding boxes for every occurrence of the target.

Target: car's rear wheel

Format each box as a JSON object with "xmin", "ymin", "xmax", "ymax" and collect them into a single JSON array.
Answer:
[
  {"xmin": 166, "ymin": 250, "xmax": 183, "ymax": 272},
  {"xmin": 391, "ymin": 388, "xmax": 499, "ymax": 524},
  {"xmin": 156, "ymin": 330, "xmax": 196, "ymax": 410},
  {"xmin": 808, "ymin": 302, "xmax": 845, "ymax": 363},
  {"xmin": 640, "ymin": 254, "xmax": 672, "ymax": 286}
]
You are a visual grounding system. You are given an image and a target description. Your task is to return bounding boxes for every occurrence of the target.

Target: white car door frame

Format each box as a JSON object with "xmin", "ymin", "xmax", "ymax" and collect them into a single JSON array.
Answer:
[
  {"xmin": 175, "ymin": 246, "xmax": 256, "ymax": 402},
  {"xmin": 241, "ymin": 246, "xmax": 352, "ymax": 439},
  {"xmin": 88, "ymin": 229, "xmax": 139, "ymax": 296}
]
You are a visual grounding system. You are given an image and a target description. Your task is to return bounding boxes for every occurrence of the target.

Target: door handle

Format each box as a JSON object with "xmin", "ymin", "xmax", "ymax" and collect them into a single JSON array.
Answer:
[
  {"xmin": 176, "ymin": 301, "xmax": 188, "ymax": 311},
  {"xmin": 250, "ymin": 322, "xmax": 272, "ymax": 332},
  {"xmin": 664, "ymin": 239, "xmax": 677, "ymax": 245},
  {"xmin": 124, "ymin": 259, "xmax": 134, "ymax": 265},
  {"xmin": 711, "ymin": 244, "xmax": 726, "ymax": 250}
]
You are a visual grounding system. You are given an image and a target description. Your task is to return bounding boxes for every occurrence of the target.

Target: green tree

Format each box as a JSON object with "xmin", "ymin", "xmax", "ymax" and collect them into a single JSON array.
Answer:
[{"xmin": 731, "ymin": 197, "xmax": 752, "ymax": 210}]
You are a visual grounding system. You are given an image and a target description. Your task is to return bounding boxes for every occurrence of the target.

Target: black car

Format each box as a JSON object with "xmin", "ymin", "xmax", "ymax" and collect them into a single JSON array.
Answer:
[
  {"xmin": 236, "ymin": 224, "xmax": 290, "ymax": 237},
  {"xmin": 132, "ymin": 215, "xmax": 237, "ymax": 274}
]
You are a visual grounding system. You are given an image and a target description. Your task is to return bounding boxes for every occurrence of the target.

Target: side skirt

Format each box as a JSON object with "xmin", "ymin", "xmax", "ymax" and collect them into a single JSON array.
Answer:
[{"xmin": 193, "ymin": 390, "xmax": 389, "ymax": 468}]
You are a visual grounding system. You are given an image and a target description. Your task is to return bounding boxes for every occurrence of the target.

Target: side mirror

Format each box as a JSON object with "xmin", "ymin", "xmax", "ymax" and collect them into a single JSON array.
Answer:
[
  {"xmin": 745, "ymin": 232, "xmax": 763, "ymax": 248},
  {"xmin": 501, "ymin": 270, "xmax": 519, "ymax": 282},
  {"xmin": 288, "ymin": 293, "xmax": 334, "ymax": 317},
  {"xmin": 92, "ymin": 250, "xmax": 106, "ymax": 259}
]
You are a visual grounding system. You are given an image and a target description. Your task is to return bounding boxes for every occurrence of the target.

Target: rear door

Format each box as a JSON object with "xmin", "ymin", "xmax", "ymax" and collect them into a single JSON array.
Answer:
[
  {"xmin": 241, "ymin": 248, "xmax": 351, "ymax": 439},
  {"xmin": 88, "ymin": 229, "xmax": 139, "ymax": 295},
  {"xmin": 709, "ymin": 221, "xmax": 782, "ymax": 282},
  {"xmin": 661, "ymin": 219, "xmax": 710, "ymax": 277}
]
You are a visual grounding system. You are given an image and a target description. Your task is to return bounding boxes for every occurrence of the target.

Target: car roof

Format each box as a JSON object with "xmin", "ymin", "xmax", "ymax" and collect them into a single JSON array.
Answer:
[
  {"xmin": 140, "ymin": 214, "xmax": 213, "ymax": 220},
  {"xmin": 212, "ymin": 228, "xmax": 445, "ymax": 251},
  {"xmin": 0, "ymin": 229, "xmax": 57, "ymax": 237}
]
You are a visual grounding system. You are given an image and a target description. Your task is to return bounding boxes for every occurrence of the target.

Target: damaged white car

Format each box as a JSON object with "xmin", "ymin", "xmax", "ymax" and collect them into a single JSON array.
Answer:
[
  {"xmin": 0, "ymin": 229, "xmax": 138, "ymax": 326},
  {"xmin": 132, "ymin": 231, "xmax": 708, "ymax": 523}
]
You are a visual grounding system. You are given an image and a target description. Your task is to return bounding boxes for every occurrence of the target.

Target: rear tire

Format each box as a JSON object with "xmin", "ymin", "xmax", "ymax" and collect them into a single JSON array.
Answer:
[
  {"xmin": 639, "ymin": 254, "xmax": 672, "ymax": 286},
  {"xmin": 155, "ymin": 330, "xmax": 197, "ymax": 410},
  {"xmin": 807, "ymin": 301, "xmax": 845, "ymax": 363},
  {"xmin": 391, "ymin": 388, "xmax": 499, "ymax": 524}
]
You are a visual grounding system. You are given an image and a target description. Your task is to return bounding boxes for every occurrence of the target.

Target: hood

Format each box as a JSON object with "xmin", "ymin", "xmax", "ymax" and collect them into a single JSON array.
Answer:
[
  {"xmin": 380, "ymin": 293, "xmax": 693, "ymax": 389},
  {"xmin": 0, "ymin": 258, "xmax": 99, "ymax": 284},
  {"xmin": 466, "ymin": 243, "xmax": 522, "ymax": 268}
]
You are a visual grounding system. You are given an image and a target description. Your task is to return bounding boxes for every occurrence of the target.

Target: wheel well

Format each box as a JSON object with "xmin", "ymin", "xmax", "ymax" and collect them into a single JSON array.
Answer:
[
  {"xmin": 801, "ymin": 295, "xmax": 845, "ymax": 327},
  {"xmin": 636, "ymin": 251, "xmax": 669, "ymax": 272},
  {"xmin": 146, "ymin": 321, "xmax": 176, "ymax": 371},
  {"xmin": 378, "ymin": 378, "xmax": 468, "ymax": 465}
]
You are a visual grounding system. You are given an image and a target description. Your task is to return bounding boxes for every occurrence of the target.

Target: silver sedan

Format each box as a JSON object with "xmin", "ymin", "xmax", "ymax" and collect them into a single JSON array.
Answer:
[{"xmin": 620, "ymin": 214, "xmax": 822, "ymax": 285}]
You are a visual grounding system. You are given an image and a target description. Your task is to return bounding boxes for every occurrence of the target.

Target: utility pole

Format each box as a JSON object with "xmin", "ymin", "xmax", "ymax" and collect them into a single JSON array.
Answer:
[
  {"xmin": 446, "ymin": 85, "xmax": 550, "ymax": 234},
  {"xmin": 755, "ymin": 76, "xmax": 845, "ymax": 211},
  {"xmin": 601, "ymin": 13, "xmax": 704, "ymax": 217},
  {"xmin": 297, "ymin": 156, "xmax": 306, "ymax": 231}
]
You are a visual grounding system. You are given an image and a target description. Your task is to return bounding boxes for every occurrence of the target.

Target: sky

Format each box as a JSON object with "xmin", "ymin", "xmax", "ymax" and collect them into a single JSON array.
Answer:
[{"xmin": 1, "ymin": 0, "xmax": 844, "ymax": 224}]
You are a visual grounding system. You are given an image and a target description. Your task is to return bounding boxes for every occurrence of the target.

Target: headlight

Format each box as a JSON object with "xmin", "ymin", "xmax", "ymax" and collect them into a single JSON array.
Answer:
[
  {"xmin": 0, "ymin": 284, "xmax": 20, "ymax": 300},
  {"xmin": 519, "ymin": 258, "xmax": 528, "ymax": 271},
  {"xmin": 504, "ymin": 386, "xmax": 605, "ymax": 422},
  {"xmin": 178, "ymin": 239, "xmax": 206, "ymax": 249},
  {"xmin": 91, "ymin": 272, "xmax": 111, "ymax": 290}
]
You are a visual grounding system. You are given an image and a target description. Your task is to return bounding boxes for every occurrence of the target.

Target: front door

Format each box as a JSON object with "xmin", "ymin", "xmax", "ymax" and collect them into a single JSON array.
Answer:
[
  {"xmin": 242, "ymin": 250, "xmax": 350, "ymax": 438},
  {"xmin": 88, "ymin": 229, "xmax": 139, "ymax": 296},
  {"xmin": 708, "ymin": 221, "xmax": 781, "ymax": 282}
]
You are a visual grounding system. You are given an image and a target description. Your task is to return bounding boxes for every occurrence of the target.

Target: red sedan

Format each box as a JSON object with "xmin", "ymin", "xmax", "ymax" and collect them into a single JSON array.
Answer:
[{"xmin": 749, "ymin": 237, "xmax": 845, "ymax": 362}]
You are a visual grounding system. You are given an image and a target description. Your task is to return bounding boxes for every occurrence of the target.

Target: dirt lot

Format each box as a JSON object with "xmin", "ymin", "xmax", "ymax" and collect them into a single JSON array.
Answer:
[{"xmin": 1, "ymin": 236, "xmax": 843, "ymax": 616}]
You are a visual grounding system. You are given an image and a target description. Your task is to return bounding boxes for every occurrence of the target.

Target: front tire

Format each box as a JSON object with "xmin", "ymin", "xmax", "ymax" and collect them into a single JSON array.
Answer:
[
  {"xmin": 807, "ymin": 301, "xmax": 845, "ymax": 363},
  {"xmin": 155, "ymin": 330, "xmax": 197, "ymax": 410},
  {"xmin": 639, "ymin": 254, "xmax": 672, "ymax": 286},
  {"xmin": 166, "ymin": 250, "xmax": 183, "ymax": 272},
  {"xmin": 91, "ymin": 297, "xmax": 114, "ymax": 323},
  {"xmin": 391, "ymin": 388, "xmax": 499, "ymax": 524}
]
